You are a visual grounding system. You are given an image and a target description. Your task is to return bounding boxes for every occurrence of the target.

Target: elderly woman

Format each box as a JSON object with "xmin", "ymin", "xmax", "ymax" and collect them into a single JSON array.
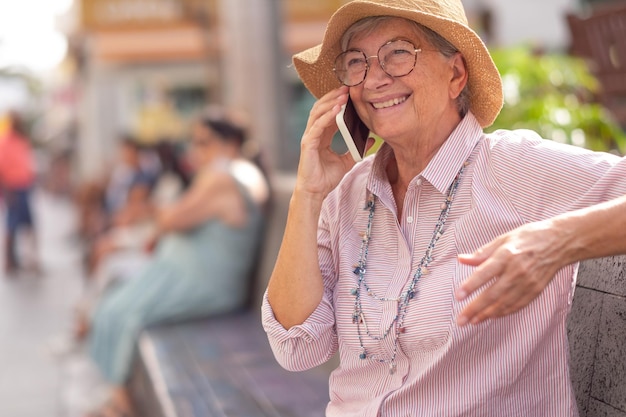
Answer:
[
  {"xmin": 87, "ymin": 109, "xmax": 269, "ymax": 417},
  {"xmin": 263, "ymin": 0, "xmax": 626, "ymax": 415}
]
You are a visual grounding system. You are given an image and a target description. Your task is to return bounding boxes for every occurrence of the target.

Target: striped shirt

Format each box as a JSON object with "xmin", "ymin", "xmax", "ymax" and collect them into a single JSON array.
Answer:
[{"xmin": 262, "ymin": 113, "xmax": 626, "ymax": 416}]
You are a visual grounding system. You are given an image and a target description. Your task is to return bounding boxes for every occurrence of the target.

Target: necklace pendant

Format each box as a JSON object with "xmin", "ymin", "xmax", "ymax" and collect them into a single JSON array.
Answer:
[
  {"xmin": 359, "ymin": 351, "xmax": 367, "ymax": 360},
  {"xmin": 389, "ymin": 363, "xmax": 397, "ymax": 375},
  {"xmin": 352, "ymin": 313, "xmax": 359, "ymax": 324}
]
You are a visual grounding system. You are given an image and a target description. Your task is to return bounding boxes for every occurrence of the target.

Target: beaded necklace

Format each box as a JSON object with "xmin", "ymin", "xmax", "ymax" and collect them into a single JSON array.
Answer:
[{"xmin": 351, "ymin": 160, "xmax": 468, "ymax": 375}]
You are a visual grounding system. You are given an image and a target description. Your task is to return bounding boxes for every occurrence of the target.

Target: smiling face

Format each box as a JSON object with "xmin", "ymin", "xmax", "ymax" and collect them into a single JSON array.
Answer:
[{"xmin": 345, "ymin": 17, "xmax": 467, "ymax": 157}]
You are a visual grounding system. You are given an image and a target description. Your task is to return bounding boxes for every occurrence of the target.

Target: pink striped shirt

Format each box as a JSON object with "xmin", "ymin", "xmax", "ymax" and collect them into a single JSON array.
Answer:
[{"xmin": 262, "ymin": 113, "xmax": 626, "ymax": 416}]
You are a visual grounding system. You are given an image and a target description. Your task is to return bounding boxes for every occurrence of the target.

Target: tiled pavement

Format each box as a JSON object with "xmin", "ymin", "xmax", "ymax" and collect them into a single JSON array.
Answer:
[{"xmin": 0, "ymin": 190, "xmax": 91, "ymax": 417}]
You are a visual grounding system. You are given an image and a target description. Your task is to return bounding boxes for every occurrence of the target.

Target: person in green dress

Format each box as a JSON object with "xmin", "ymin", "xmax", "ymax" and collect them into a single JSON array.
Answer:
[{"xmin": 86, "ymin": 108, "xmax": 269, "ymax": 417}]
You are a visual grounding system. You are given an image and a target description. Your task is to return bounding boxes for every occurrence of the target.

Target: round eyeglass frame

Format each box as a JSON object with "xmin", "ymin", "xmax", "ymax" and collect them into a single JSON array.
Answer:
[{"xmin": 333, "ymin": 39, "xmax": 421, "ymax": 87}]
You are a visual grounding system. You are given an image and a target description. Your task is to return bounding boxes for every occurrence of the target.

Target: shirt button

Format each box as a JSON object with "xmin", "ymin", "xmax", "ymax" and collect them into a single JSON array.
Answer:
[
  {"xmin": 407, "ymin": 216, "xmax": 414, "ymax": 223},
  {"xmin": 416, "ymin": 179, "xmax": 422, "ymax": 186}
]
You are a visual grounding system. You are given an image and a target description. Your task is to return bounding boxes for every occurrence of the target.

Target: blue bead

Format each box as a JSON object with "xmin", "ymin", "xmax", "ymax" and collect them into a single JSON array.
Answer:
[
  {"xmin": 353, "ymin": 266, "xmax": 362, "ymax": 275},
  {"xmin": 350, "ymin": 288, "xmax": 358, "ymax": 296},
  {"xmin": 359, "ymin": 352, "xmax": 367, "ymax": 359}
]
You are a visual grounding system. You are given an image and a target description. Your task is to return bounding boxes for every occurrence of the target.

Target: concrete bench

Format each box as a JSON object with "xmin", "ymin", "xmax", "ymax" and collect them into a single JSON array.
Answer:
[
  {"xmin": 128, "ymin": 172, "xmax": 626, "ymax": 417},
  {"xmin": 130, "ymin": 312, "xmax": 330, "ymax": 417},
  {"xmin": 568, "ymin": 255, "xmax": 626, "ymax": 417}
]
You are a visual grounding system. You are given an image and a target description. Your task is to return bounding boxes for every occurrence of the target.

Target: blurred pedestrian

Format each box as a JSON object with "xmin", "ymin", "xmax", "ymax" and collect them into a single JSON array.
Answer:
[
  {"xmin": 0, "ymin": 110, "xmax": 39, "ymax": 276},
  {"xmin": 73, "ymin": 141, "xmax": 191, "ymax": 340},
  {"xmin": 75, "ymin": 135, "xmax": 157, "ymax": 273}
]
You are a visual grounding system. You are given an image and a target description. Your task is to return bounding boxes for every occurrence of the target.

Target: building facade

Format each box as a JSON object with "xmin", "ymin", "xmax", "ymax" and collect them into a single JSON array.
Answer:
[{"xmin": 63, "ymin": 0, "xmax": 593, "ymax": 178}]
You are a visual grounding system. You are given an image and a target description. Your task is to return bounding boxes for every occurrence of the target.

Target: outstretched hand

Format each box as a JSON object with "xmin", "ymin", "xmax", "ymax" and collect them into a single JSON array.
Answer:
[{"xmin": 455, "ymin": 219, "xmax": 572, "ymax": 326}]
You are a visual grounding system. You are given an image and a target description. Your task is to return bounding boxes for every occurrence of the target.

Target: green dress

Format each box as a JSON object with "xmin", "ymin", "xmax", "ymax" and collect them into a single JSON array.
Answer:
[{"xmin": 89, "ymin": 171, "xmax": 265, "ymax": 384}]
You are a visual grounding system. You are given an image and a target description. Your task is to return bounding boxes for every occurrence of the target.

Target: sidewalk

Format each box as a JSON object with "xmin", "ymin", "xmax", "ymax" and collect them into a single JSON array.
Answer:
[{"xmin": 0, "ymin": 189, "xmax": 85, "ymax": 416}]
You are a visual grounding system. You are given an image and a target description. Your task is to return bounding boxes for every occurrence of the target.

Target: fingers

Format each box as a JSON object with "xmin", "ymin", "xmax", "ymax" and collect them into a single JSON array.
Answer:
[
  {"xmin": 457, "ymin": 270, "xmax": 546, "ymax": 326},
  {"xmin": 454, "ymin": 259, "xmax": 501, "ymax": 301},
  {"xmin": 456, "ymin": 237, "xmax": 557, "ymax": 326},
  {"xmin": 296, "ymin": 87, "xmax": 353, "ymax": 197},
  {"xmin": 305, "ymin": 87, "xmax": 348, "ymax": 134},
  {"xmin": 456, "ymin": 235, "xmax": 526, "ymax": 326},
  {"xmin": 301, "ymin": 87, "xmax": 351, "ymax": 157},
  {"xmin": 455, "ymin": 237, "xmax": 504, "ymax": 299},
  {"xmin": 301, "ymin": 93, "xmax": 348, "ymax": 158},
  {"xmin": 456, "ymin": 276, "xmax": 511, "ymax": 326}
]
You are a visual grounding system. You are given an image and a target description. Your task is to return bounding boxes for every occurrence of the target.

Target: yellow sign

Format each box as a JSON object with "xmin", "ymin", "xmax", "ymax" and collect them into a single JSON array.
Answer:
[
  {"xmin": 80, "ymin": 0, "xmax": 216, "ymax": 30},
  {"xmin": 283, "ymin": 0, "xmax": 346, "ymax": 22}
]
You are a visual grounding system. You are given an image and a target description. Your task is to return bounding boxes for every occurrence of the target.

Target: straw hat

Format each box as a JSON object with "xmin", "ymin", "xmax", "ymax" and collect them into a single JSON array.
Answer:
[{"xmin": 293, "ymin": 0, "xmax": 503, "ymax": 128}]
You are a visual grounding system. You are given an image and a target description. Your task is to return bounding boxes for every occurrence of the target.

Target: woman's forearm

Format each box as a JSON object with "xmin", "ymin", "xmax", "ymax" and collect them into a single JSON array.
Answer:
[
  {"xmin": 556, "ymin": 194, "xmax": 626, "ymax": 265},
  {"xmin": 266, "ymin": 190, "xmax": 327, "ymax": 329},
  {"xmin": 456, "ymin": 194, "xmax": 626, "ymax": 326},
  {"xmin": 156, "ymin": 205, "xmax": 200, "ymax": 233},
  {"xmin": 155, "ymin": 175, "xmax": 236, "ymax": 233}
]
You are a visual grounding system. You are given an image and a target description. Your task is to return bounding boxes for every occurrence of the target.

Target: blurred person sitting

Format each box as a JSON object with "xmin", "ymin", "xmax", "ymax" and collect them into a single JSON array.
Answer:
[
  {"xmin": 73, "ymin": 141, "xmax": 192, "ymax": 340},
  {"xmin": 76, "ymin": 136, "xmax": 158, "ymax": 273},
  {"xmin": 84, "ymin": 108, "xmax": 269, "ymax": 417},
  {"xmin": 106, "ymin": 141, "xmax": 190, "ymax": 246},
  {"xmin": 0, "ymin": 110, "xmax": 39, "ymax": 276},
  {"xmin": 75, "ymin": 135, "xmax": 149, "ymax": 240},
  {"xmin": 103, "ymin": 136, "xmax": 157, "ymax": 221}
]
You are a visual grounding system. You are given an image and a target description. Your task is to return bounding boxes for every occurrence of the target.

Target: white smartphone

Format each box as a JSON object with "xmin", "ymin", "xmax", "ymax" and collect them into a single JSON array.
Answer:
[{"xmin": 336, "ymin": 98, "xmax": 370, "ymax": 162}]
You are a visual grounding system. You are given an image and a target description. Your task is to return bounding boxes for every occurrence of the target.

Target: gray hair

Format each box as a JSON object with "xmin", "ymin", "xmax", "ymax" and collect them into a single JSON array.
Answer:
[{"xmin": 340, "ymin": 16, "xmax": 471, "ymax": 118}]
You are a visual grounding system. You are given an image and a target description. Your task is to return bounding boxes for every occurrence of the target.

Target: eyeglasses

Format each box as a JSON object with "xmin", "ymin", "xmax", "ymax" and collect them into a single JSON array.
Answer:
[{"xmin": 333, "ymin": 39, "xmax": 421, "ymax": 87}]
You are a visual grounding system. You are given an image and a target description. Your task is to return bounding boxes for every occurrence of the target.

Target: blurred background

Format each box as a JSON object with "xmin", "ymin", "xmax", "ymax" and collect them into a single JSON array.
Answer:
[
  {"xmin": 0, "ymin": 0, "xmax": 624, "ymax": 416},
  {"xmin": 1, "ymin": 0, "xmax": 624, "ymax": 179}
]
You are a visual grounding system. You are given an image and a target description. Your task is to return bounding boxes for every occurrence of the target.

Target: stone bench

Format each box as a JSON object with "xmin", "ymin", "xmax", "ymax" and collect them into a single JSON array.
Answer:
[
  {"xmin": 130, "ymin": 312, "xmax": 330, "ymax": 417},
  {"xmin": 568, "ymin": 255, "xmax": 626, "ymax": 417}
]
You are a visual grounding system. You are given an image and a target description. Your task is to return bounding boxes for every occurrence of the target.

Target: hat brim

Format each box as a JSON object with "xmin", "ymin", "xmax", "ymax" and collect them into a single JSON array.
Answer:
[{"xmin": 293, "ymin": 1, "xmax": 503, "ymax": 128}]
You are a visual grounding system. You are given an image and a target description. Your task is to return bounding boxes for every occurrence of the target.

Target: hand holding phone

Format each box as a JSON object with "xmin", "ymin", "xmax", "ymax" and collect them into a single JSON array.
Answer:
[{"xmin": 336, "ymin": 98, "xmax": 370, "ymax": 162}]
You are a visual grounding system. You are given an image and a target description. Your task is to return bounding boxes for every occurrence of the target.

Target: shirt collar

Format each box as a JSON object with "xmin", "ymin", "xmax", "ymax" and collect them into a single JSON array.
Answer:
[
  {"xmin": 367, "ymin": 112, "xmax": 483, "ymax": 195},
  {"xmin": 422, "ymin": 112, "xmax": 483, "ymax": 193}
]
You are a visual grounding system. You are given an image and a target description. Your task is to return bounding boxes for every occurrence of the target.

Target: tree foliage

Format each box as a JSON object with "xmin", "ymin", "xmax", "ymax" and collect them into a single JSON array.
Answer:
[{"xmin": 488, "ymin": 47, "xmax": 626, "ymax": 155}]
